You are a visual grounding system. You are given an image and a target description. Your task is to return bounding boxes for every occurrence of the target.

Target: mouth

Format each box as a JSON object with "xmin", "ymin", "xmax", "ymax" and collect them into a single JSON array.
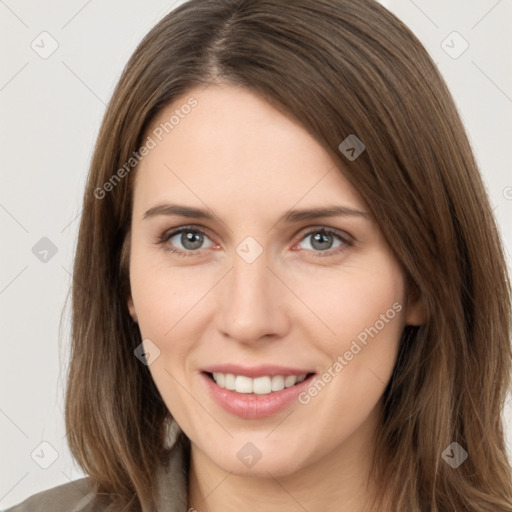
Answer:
[
  {"xmin": 200, "ymin": 364, "xmax": 317, "ymax": 418},
  {"xmin": 203, "ymin": 371, "xmax": 316, "ymax": 396}
]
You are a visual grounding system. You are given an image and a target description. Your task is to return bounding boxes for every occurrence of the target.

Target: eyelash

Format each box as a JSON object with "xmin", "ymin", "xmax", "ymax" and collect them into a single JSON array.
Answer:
[{"xmin": 156, "ymin": 225, "xmax": 353, "ymax": 259}]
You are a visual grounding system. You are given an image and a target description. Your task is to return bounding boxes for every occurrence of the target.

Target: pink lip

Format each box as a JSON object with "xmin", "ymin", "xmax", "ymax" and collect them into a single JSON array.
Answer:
[
  {"xmin": 201, "ymin": 364, "xmax": 314, "ymax": 378},
  {"xmin": 201, "ymin": 371, "xmax": 315, "ymax": 419}
]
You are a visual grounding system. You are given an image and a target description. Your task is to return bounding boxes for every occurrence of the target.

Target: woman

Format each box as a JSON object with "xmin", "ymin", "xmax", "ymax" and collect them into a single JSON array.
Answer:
[{"xmin": 7, "ymin": 0, "xmax": 512, "ymax": 511}]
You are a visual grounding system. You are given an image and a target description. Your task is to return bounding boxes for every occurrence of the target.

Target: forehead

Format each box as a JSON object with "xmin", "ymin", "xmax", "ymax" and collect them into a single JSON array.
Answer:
[{"xmin": 132, "ymin": 84, "xmax": 366, "ymax": 219}]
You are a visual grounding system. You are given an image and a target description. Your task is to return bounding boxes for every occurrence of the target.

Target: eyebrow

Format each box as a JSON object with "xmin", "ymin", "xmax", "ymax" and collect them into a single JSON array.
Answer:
[{"xmin": 142, "ymin": 203, "xmax": 370, "ymax": 223}]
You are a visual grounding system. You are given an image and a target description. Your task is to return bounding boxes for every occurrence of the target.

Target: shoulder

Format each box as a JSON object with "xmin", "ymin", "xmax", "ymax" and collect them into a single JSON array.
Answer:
[
  {"xmin": 4, "ymin": 477, "xmax": 108, "ymax": 512},
  {"xmin": 5, "ymin": 423, "xmax": 189, "ymax": 512}
]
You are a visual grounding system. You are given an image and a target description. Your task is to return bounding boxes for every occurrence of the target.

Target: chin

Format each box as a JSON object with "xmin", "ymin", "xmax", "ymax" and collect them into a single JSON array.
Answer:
[{"xmin": 195, "ymin": 434, "xmax": 314, "ymax": 478}]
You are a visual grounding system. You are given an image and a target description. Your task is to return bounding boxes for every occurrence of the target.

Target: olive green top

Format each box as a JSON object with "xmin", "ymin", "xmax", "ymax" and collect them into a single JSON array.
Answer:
[{"xmin": 5, "ymin": 424, "xmax": 190, "ymax": 512}]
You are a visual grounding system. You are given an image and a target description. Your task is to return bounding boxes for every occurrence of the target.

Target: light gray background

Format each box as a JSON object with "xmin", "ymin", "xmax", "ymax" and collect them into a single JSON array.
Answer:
[{"xmin": 1, "ymin": 0, "xmax": 511, "ymax": 508}]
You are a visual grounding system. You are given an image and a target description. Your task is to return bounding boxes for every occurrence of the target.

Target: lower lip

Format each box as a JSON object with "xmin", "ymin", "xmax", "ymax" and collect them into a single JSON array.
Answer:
[{"xmin": 201, "ymin": 372, "xmax": 315, "ymax": 419}]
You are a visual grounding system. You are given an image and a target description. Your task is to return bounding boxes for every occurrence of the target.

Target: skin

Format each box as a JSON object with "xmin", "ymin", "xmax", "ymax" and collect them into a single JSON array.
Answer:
[{"xmin": 127, "ymin": 83, "xmax": 425, "ymax": 512}]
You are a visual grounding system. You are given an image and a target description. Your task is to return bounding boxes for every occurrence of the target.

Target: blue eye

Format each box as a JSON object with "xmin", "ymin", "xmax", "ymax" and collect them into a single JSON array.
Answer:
[
  {"xmin": 297, "ymin": 229, "xmax": 347, "ymax": 253},
  {"xmin": 301, "ymin": 228, "xmax": 353, "ymax": 257},
  {"xmin": 157, "ymin": 226, "xmax": 352, "ymax": 258},
  {"xmin": 161, "ymin": 227, "xmax": 214, "ymax": 256}
]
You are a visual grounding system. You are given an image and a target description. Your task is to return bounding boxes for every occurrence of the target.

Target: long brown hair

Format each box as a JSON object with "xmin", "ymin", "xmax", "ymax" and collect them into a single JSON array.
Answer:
[{"xmin": 65, "ymin": 0, "xmax": 512, "ymax": 510}]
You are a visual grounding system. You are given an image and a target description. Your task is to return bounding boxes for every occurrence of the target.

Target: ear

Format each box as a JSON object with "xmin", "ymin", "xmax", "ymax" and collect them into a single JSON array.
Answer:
[
  {"xmin": 404, "ymin": 283, "xmax": 427, "ymax": 326},
  {"xmin": 127, "ymin": 294, "xmax": 138, "ymax": 323}
]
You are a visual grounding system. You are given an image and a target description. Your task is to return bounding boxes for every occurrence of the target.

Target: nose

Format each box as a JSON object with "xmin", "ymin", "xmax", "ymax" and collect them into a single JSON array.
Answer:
[{"xmin": 216, "ymin": 244, "xmax": 291, "ymax": 345}]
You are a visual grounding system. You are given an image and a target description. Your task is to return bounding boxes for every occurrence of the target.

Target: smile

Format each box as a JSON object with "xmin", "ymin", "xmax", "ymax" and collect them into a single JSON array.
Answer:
[
  {"xmin": 209, "ymin": 372, "xmax": 310, "ymax": 395},
  {"xmin": 201, "ymin": 370, "xmax": 316, "ymax": 419}
]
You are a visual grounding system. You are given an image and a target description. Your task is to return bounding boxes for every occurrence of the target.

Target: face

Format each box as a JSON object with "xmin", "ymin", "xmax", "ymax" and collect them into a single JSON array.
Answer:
[{"xmin": 127, "ymin": 84, "xmax": 425, "ymax": 477}]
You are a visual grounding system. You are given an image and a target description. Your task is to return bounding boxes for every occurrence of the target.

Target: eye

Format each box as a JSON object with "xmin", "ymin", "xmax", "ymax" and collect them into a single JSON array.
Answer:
[
  {"xmin": 158, "ymin": 226, "xmax": 214, "ymax": 256},
  {"xmin": 157, "ymin": 225, "xmax": 353, "ymax": 258},
  {"xmin": 295, "ymin": 228, "xmax": 352, "ymax": 256}
]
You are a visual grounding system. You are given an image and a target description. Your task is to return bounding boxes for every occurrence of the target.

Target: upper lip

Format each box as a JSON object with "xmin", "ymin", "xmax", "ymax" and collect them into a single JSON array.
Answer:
[{"xmin": 201, "ymin": 364, "xmax": 315, "ymax": 378}]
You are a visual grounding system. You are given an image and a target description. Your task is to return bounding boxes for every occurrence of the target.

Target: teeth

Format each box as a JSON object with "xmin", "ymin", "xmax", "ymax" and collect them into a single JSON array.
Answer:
[
  {"xmin": 271, "ymin": 375, "xmax": 284, "ymax": 392},
  {"xmin": 211, "ymin": 372, "xmax": 309, "ymax": 395},
  {"xmin": 224, "ymin": 373, "xmax": 236, "ymax": 390},
  {"xmin": 284, "ymin": 375, "xmax": 297, "ymax": 387},
  {"xmin": 235, "ymin": 375, "xmax": 253, "ymax": 393}
]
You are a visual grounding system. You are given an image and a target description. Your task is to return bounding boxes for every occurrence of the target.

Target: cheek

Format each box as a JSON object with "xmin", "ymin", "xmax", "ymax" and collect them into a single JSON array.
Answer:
[
  {"xmin": 296, "ymin": 269, "xmax": 405, "ymax": 437},
  {"xmin": 291, "ymin": 260, "xmax": 405, "ymax": 347},
  {"xmin": 129, "ymin": 246, "xmax": 215, "ymax": 340},
  {"xmin": 129, "ymin": 254, "xmax": 206, "ymax": 421},
  {"xmin": 294, "ymin": 259, "xmax": 406, "ymax": 410},
  {"xmin": 308, "ymin": 265, "xmax": 405, "ymax": 402}
]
